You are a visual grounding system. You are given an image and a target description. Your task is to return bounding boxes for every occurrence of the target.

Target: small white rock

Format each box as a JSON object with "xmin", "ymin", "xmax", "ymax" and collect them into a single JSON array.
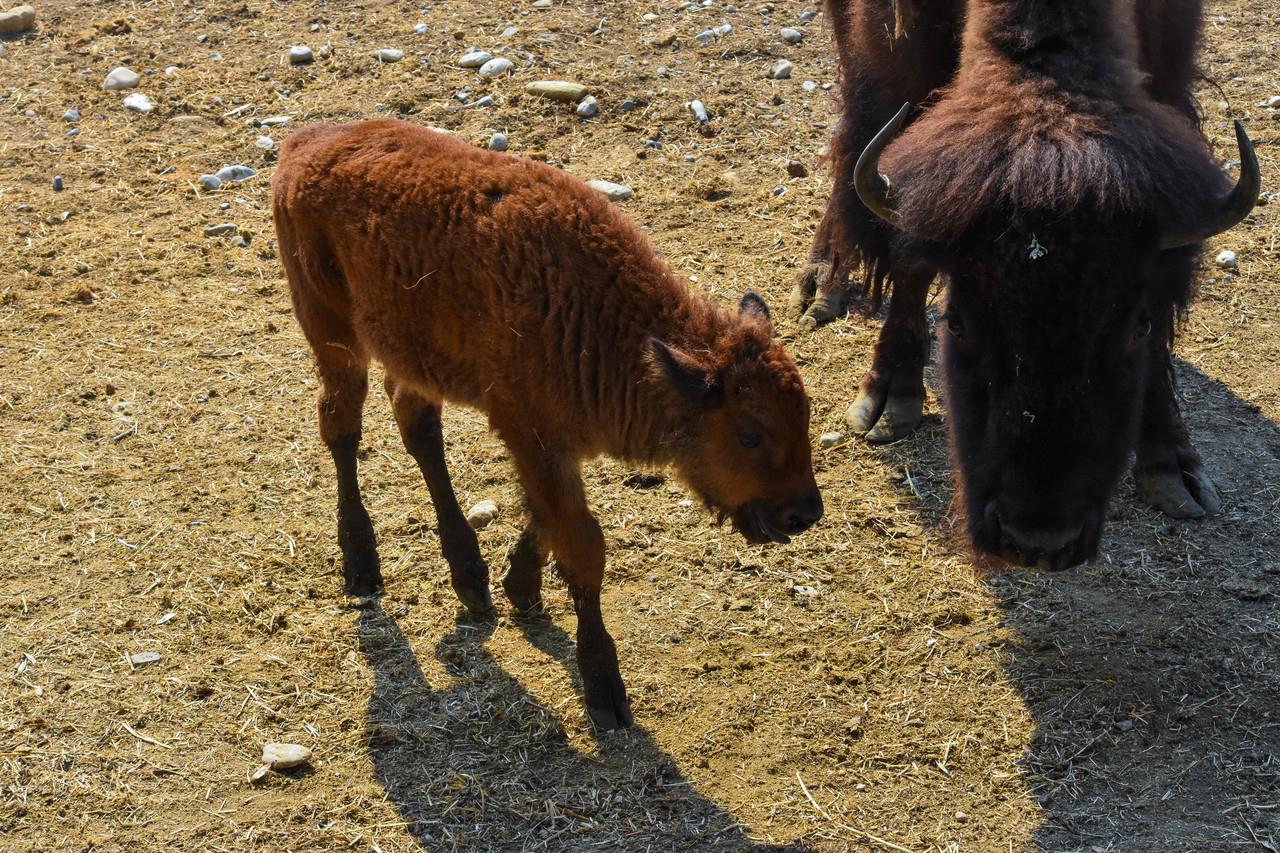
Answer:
[
  {"xmin": 129, "ymin": 652, "xmax": 161, "ymax": 666},
  {"xmin": 768, "ymin": 59, "xmax": 793, "ymax": 79},
  {"xmin": 258, "ymin": 115, "xmax": 291, "ymax": 127},
  {"xmin": 489, "ymin": 133, "xmax": 509, "ymax": 151},
  {"xmin": 458, "ymin": 50, "xmax": 492, "ymax": 68},
  {"xmin": 575, "ymin": 95, "xmax": 599, "ymax": 117},
  {"xmin": 262, "ymin": 743, "xmax": 311, "ymax": 769},
  {"xmin": 532, "ymin": 0, "xmax": 552, "ymax": 8},
  {"xmin": 714, "ymin": 24, "xmax": 732, "ymax": 35},
  {"xmin": 587, "ymin": 179, "xmax": 633, "ymax": 201},
  {"xmin": 199, "ymin": 174, "xmax": 222, "ymax": 190},
  {"xmin": 103, "ymin": 67, "xmax": 140, "ymax": 91},
  {"xmin": 643, "ymin": 12, "xmax": 659, "ymax": 21},
  {"xmin": 288, "ymin": 45, "xmax": 314, "ymax": 65},
  {"xmin": 478, "ymin": 57, "xmax": 513, "ymax": 76},
  {"xmin": 63, "ymin": 108, "xmax": 81, "ymax": 122},
  {"xmin": 695, "ymin": 29, "xmax": 717, "ymax": 44},
  {"xmin": 780, "ymin": 27, "xmax": 803, "ymax": 43},
  {"xmin": 802, "ymin": 80, "xmax": 818, "ymax": 92},
  {"xmin": 688, "ymin": 99, "xmax": 710, "ymax": 122},
  {"xmin": 255, "ymin": 135, "xmax": 275, "ymax": 149},
  {"xmin": 1215, "ymin": 249, "xmax": 1238, "ymax": 269},
  {"xmin": 376, "ymin": 48, "xmax": 405, "ymax": 63},
  {"xmin": 818, "ymin": 431, "xmax": 843, "ymax": 448},
  {"xmin": 214, "ymin": 164, "xmax": 257, "ymax": 182},
  {"xmin": 466, "ymin": 499, "xmax": 500, "ymax": 530},
  {"xmin": 414, "ymin": 23, "xmax": 429, "ymax": 35},
  {"xmin": 1268, "ymin": 95, "xmax": 1280, "ymax": 108},
  {"xmin": 502, "ymin": 26, "xmax": 519, "ymax": 37},
  {"xmin": 164, "ymin": 66, "xmax": 180, "ymax": 75},
  {"xmin": 122, "ymin": 93, "xmax": 153, "ymax": 114}
]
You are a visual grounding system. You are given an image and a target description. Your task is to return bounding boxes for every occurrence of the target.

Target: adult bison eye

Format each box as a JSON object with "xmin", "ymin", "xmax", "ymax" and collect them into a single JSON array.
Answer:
[
  {"xmin": 1133, "ymin": 315, "xmax": 1152, "ymax": 342},
  {"xmin": 738, "ymin": 431, "xmax": 762, "ymax": 450},
  {"xmin": 944, "ymin": 313, "xmax": 965, "ymax": 338}
]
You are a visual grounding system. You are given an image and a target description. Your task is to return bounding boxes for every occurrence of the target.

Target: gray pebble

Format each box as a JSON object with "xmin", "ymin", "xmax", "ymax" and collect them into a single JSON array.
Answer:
[
  {"xmin": 103, "ymin": 67, "xmax": 140, "ymax": 91},
  {"xmin": 1215, "ymin": 249, "xmax": 1237, "ymax": 268},
  {"xmin": 230, "ymin": 234, "xmax": 250, "ymax": 248},
  {"xmin": 258, "ymin": 115, "xmax": 291, "ymax": 127},
  {"xmin": 478, "ymin": 57, "xmax": 513, "ymax": 76},
  {"xmin": 288, "ymin": 45, "xmax": 314, "ymax": 65},
  {"xmin": 780, "ymin": 27, "xmax": 803, "ymax": 43},
  {"xmin": 254, "ymin": 135, "xmax": 275, "ymax": 149},
  {"xmin": 203, "ymin": 223, "xmax": 237, "ymax": 237},
  {"xmin": 818, "ymin": 431, "xmax": 843, "ymax": 448},
  {"xmin": 802, "ymin": 80, "xmax": 818, "ymax": 92},
  {"xmin": 414, "ymin": 23, "xmax": 429, "ymax": 35},
  {"xmin": 63, "ymin": 108, "xmax": 81, "ymax": 122},
  {"xmin": 768, "ymin": 59, "xmax": 793, "ymax": 79},
  {"xmin": 196, "ymin": 33, "xmax": 208, "ymax": 43},
  {"xmin": 575, "ymin": 95, "xmax": 599, "ymax": 117},
  {"xmin": 67, "ymin": 128, "xmax": 80, "ymax": 137},
  {"xmin": 502, "ymin": 26, "xmax": 518, "ymax": 37},
  {"xmin": 214, "ymin": 164, "xmax": 257, "ymax": 183},
  {"xmin": 799, "ymin": 8, "xmax": 817, "ymax": 20},
  {"xmin": 122, "ymin": 93, "xmax": 153, "ymax": 114},
  {"xmin": 695, "ymin": 29, "xmax": 717, "ymax": 44},
  {"xmin": 489, "ymin": 132, "xmax": 509, "ymax": 151},
  {"xmin": 219, "ymin": 202, "xmax": 231, "ymax": 210},
  {"xmin": 53, "ymin": 175, "xmax": 64, "ymax": 192},
  {"xmin": 656, "ymin": 66, "xmax": 670, "ymax": 78},
  {"xmin": 586, "ymin": 179, "xmax": 633, "ymax": 201},
  {"xmin": 715, "ymin": 23, "xmax": 732, "ymax": 35},
  {"xmin": 458, "ymin": 50, "xmax": 492, "ymax": 68},
  {"xmin": 199, "ymin": 174, "xmax": 222, "ymax": 190},
  {"xmin": 465, "ymin": 95, "xmax": 496, "ymax": 108},
  {"xmin": 532, "ymin": 0, "xmax": 552, "ymax": 8},
  {"xmin": 1114, "ymin": 718, "xmax": 1134, "ymax": 733},
  {"xmin": 688, "ymin": 99, "xmax": 710, "ymax": 122},
  {"xmin": 377, "ymin": 48, "xmax": 406, "ymax": 63}
]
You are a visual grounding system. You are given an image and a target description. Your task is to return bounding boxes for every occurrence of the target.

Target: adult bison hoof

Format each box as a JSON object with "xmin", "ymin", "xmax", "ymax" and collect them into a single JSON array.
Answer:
[
  {"xmin": 450, "ymin": 560, "xmax": 495, "ymax": 615},
  {"xmin": 342, "ymin": 554, "xmax": 384, "ymax": 597},
  {"xmin": 1135, "ymin": 465, "xmax": 1222, "ymax": 519},
  {"xmin": 339, "ymin": 509, "xmax": 383, "ymax": 596},
  {"xmin": 790, "ymin": 262, "xmax": 848, "ymax": 330},
  {"xmin": 502, "ymin": 570, "xmax": 543, "ymax": 613},
  {"xmin": 847, "ymin": 382, "xmax": 924, "ymax": 444}
]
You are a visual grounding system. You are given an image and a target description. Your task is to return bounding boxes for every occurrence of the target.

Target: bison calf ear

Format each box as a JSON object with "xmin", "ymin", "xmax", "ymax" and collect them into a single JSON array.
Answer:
[
  {"xmin": 739, "ymin": 291, "xmax": 773, "ymax": 334},
  {"xmin": 650, "ymin": 338, "xmax": 724, "ymax": 410}
]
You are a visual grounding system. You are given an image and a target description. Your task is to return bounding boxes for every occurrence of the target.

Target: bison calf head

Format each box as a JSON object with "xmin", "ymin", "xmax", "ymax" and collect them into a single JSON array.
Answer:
[{"xmin": 650, "ymin": 292, "xmax": 823, "ymax": 544}]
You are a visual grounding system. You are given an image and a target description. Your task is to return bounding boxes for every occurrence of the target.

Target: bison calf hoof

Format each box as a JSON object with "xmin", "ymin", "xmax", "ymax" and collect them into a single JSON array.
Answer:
[
  {"xmin": 502, "ymin": 573, "xmax": 543, "ymax": 614},
  {"xmin": 341, "ymin": 551, "xmax": 384, "ymax": 597},
  {"xmin": 583, "ymin": 669, "xmax": 633, "ymax": 732},
  {"xmin": 1135, "ymin": 465, "xmax": 1222, "ymax": 519},
  {"xmin": 450, "ymin": 561, "xmax": 494, "ymax": 615}
]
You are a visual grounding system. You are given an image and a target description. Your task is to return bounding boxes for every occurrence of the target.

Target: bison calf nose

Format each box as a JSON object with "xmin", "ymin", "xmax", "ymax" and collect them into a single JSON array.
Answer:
[
  {"xmin": 782, "ymin": 489, "xmax": 824, "ymax": 535},
  {"xmin": 987, "ymin": 502, "xmax": 1084, "ymax": 570}
]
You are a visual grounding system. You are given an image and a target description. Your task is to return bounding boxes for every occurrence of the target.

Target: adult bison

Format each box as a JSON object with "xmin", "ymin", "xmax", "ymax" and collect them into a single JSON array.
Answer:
[
  {"xmin": 793, "ymin": 0, "xmax": 1260, "ymax": 569},
  {"xmin": 274, "ymin": 121, "xmax": 822, "ymax": 729}
]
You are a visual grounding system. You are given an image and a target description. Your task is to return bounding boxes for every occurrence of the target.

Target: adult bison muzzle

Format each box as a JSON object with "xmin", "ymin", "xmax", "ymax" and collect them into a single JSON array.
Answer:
[{"xmin": 802, "ymin": 0, "xmax": 1260, "ymax": 570}]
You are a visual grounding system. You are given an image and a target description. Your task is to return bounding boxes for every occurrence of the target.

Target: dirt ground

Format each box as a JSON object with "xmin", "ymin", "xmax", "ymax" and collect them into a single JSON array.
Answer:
[{"xmin": 1, "ymin": 0, "xmax": 1278, "ymax": 850}]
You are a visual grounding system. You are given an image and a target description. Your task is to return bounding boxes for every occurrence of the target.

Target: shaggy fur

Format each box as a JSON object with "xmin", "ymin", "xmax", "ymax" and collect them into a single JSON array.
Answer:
[
  {"xmin": 273, "ymin": 120, "xmax": 822, "ymax": 730},
  {"xmin": 812, "ymin": 0, "xmax": 1244, "ymax": 569}
]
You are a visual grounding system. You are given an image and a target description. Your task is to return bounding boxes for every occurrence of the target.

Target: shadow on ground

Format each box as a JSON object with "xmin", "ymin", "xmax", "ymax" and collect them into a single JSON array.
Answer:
[
  {"xmin": 888, "ymin": 359, "xmax": 1280, "ymax": 850},
  {"xmin": 356, "ymin": 602, "xmax": 806, "ymax": 852}
]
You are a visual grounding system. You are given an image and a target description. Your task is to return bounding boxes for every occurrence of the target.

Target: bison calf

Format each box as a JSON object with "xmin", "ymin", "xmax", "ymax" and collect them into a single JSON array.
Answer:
[{"xmin": 272, "ymin": 120, "xmax": 823, "ymax": 730}]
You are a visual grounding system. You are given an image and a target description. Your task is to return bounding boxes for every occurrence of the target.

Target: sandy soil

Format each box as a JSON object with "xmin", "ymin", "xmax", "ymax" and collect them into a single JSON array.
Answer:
[{"xmin": 1, "ymin": 0, "xmax": 1277, "ymax": 850}]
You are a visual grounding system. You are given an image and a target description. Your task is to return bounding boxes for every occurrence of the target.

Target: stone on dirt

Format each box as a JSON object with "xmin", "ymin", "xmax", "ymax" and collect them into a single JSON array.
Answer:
[
  {"xmin": 262, "ymin": 743, "xmax": 311, "ymax": 769},
  {"xmin": 586, "ymin": 179, "xmax": 633, "ymax": 201},
  {"xmin": 458, "ymin": 50, "xmax": 492, "ymax": 68},
  {"xmin": 524, "ymin": 80, "xmax": 589, "ymax": 102},
  {"xmin": 288, "ymin": 45, "xmax": 314, "ymax": 65},
  {"xmin": 768, "ymin": 59, "xmax": 793, "ymax": 79},
  {"xmin": 103, "ymin": 67, "xmax": 140, "ymax": 90},
  {"xmin": 466, "ymin": 499, "xmax": 500, "ymax": 529},
  {"xmin": 0, "ymin": 4, "xmax": 36, "ymax": 34},
  {"xmin": 122, "ymin": 93, "xmax": 153, "ymax": 113}
]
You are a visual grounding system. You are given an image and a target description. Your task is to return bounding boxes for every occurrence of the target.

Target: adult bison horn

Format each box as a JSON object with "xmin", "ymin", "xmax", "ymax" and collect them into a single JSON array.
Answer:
[
  {"xmin": 1161, "ymin": 120, "xmax": 1261, "ymax": 250},
  {"xmin": 854, "ymin": 102, "xmax": 912, "ymax": 224}
]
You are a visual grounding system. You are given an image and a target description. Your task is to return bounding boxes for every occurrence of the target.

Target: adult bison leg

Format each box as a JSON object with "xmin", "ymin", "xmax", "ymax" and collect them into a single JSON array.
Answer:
[
  {"xmin": 315, "ymin": 351, "xmax": 382, "ymax": 596},
  {"xmin": 502, "ymin": 523, "xmax": 548, "ymax": 613},
  {"xmin": 846, "ymin": 268, "xmax": 932, "ymax": 443},
  {"xmin": 386, "ymin": 379, "xmax": 494, "ymax": 614},
  {"xmin": 1133, "ymin": 340, "xmax": 1221, "ymax": 518},
  {"xmin": 790, "ymin": 209, "xmax": 849, "ymax": 327},
  {"xmin": 505, "ymin": 437, "xmax": 631, "ymax": 730}
]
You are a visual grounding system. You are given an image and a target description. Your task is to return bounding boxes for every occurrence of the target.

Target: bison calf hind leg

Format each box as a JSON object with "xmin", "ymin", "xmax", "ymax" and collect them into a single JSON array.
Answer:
[
  {"xmin": 388, "ymin": 381, "xmax": 494, "ymax": 615},
  {"xmin": 503, "ymin": 524, "xmax": 547, "ymax": 613},
  {"xmin": 330, "ymin": 433, "xmax": 383, "ymax": 596}
]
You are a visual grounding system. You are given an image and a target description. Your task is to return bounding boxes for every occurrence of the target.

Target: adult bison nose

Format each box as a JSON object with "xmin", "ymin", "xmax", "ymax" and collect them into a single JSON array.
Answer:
[
  {"xmin": 986, "ymin": 502, "xmax": 1085, "ymax": 571},
  {"xmin": 780, "ymin": 488, "xmax": 824, "ymax": 536}
]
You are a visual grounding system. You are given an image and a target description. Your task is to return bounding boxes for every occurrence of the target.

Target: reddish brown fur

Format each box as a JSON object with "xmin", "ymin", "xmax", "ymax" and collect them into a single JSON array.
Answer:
[{"xmin": 272, "ymin": 120, "xmax": 821, "ymax": 729}]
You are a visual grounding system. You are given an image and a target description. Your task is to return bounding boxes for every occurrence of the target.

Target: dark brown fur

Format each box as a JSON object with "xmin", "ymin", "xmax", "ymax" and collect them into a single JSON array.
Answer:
[
  {"xmin": 272, "ymin": 120, "xmax": 822, "ymax": 730},
  {"xmin": 808, "ymin": 0, "xmax": 1243, "ymax": 568}
]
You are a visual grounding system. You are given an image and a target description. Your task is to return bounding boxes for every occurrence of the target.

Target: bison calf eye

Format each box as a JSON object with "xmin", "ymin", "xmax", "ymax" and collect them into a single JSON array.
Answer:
[
  {"xmin": 1133, "ymin": 316, "xmax": 1153, "ymax": 342},
  {"xmin": 944, "ymin": 313, "xmax": 965, "ymax": 338},
  {"xmin": 738, "ymin": 431, "xmax": 763, "ymax": 449}
]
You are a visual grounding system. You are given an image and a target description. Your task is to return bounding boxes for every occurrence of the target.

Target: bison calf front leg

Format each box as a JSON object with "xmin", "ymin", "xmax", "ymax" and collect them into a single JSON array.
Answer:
[
  {"xmin": 503, "ymin": 524, "xmax": 547, "ymax": 613},
  {"xmin": 508, "ymin": 441, "xmax": 632, "ymax": 730}
]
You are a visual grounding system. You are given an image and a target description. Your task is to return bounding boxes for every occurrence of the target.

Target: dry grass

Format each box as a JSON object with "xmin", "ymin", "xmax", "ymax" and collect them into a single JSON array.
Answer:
[{"xmin": 1, "ymin": 0, "xmax": 1278, "ymax": 850}]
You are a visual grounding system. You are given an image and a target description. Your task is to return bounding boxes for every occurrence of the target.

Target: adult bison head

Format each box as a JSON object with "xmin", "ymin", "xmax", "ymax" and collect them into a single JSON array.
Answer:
[
  {"xmin": 651, "ymin": 292, "xmax": 823, "ymax": 545},
  {"xmin": 856, "ymin": 103, "xmax": 1259, "ymax": 570}
]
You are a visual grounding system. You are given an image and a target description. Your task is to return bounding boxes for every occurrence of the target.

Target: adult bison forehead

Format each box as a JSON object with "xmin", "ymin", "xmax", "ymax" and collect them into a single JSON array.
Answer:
[{"xmin": 873, "ymin": 97, "xmax": 1244, "ymax": 250}]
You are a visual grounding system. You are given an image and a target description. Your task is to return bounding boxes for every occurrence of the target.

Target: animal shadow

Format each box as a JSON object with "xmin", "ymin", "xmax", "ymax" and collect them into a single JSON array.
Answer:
[
  {"xmin": 356, "ymin": 603, "xmax": 807, "ymax": 852},
  {"xmin": 897, "ymin": 360, "xmax": 1280, "ymax": 849}
]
